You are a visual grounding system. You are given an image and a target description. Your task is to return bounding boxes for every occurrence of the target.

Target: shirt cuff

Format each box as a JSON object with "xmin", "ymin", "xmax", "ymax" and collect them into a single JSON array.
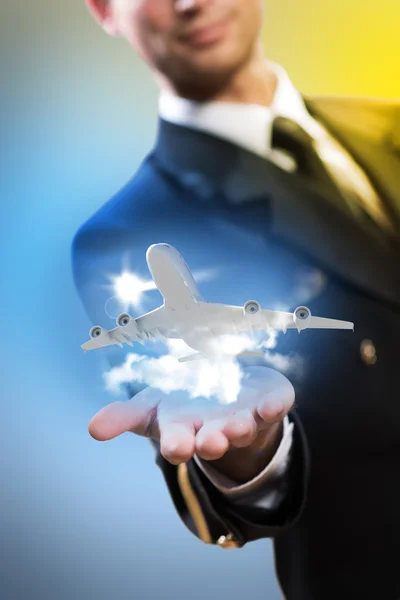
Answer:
[{"xmin": 193, "ymin": 416, "xmax": 294, "ymax": 498}]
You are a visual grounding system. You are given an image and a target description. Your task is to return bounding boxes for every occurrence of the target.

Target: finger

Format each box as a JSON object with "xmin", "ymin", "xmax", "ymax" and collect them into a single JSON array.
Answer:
[
  {"xmin": 222, "ymin": 408, "xmax": 258, "ymax": 448},
  {"xmin": 256, "ymin": 380, "xmax": 295, "ymax": 424},
  {"xmin": 88, "ymin": 389, "xmax": 160, "ymax": 441},
  {"xmin": 159, "ymin": 421, "xmax": 196, "ymax": 465},
  {"xmin": 195, "ymin": 418, "xmax": 230, "ymax": 461}
]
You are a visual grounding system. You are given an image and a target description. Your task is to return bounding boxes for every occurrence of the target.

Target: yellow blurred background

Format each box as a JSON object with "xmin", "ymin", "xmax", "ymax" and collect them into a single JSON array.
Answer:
[{"xmin": 264, "ymin": 0, "xmax": 400, "ymax": 97}]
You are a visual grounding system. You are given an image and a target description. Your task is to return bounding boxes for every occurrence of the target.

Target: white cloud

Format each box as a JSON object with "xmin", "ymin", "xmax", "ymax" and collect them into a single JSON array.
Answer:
[
  {"xmin": 104, "ymin": 340, "xmax": 244, "ymax": 405},
  {"xmin": 104, "ymin": 332, "xmax": 305, "ymax": 405},
  {"xmin": 263, "ymin": 349, "xmax": 305, "ymax": 378},
  {"xmin": 292, "ymin": 267, "xmax": 327, "ymax": 304}
]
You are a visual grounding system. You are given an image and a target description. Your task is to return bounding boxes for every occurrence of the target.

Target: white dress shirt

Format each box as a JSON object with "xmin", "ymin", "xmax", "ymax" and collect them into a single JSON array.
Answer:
[{"xmin": 158, "ymin": 61, "xmax": 313, "ymax": 496}]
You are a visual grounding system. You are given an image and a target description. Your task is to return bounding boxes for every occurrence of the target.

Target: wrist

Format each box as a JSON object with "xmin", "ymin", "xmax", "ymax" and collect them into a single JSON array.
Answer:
[{"xmin": 203, "ymin": 421, "xmax": 284, "ymax": 484}]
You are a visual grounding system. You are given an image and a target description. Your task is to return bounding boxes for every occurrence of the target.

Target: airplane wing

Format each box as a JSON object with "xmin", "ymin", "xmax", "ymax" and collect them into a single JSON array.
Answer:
[
  {"xmin": 256, "ymin": 309, "xmax": 354, "ymax": 332},
  {"xmin": 135, "ymin": 305, "xmax": 171, "ymax": 336},
  {"xmin": 81, "ymin": 305, "xmax": 174, "ymax": 352},
  {"xmin": 197, "ymin": 302, "xmax": 353, "ymax": 335},
  {"xmin": 294, "ymin": 315, "xmax": 354, "ymax": 330},
  {"xmin": 195, "ymin": 302, "xmax": 290, "ymax": 335},
  {"xmin": 81, "ymin": 331, "xmax": 122, "ymax": 352}
]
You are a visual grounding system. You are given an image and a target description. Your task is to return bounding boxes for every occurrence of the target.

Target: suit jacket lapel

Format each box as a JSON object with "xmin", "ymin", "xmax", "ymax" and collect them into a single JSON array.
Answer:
[
  {"xmin": 266, "ymin": 168, "xmax": 400, "ymax": 308},
  {"xmin": 153, "ymin": 119, "xmax": 400, "ymax": 309}
]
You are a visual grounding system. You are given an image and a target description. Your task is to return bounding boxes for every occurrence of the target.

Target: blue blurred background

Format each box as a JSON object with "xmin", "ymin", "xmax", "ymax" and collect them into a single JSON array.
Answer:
[{"xmin": 1, "ymin": 1, "xmax": 399, "ymax": 599}]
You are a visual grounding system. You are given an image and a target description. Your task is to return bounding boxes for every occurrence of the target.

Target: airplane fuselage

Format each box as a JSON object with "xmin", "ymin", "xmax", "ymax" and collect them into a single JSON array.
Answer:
[{"xmin": 146, "ymin": 244, "xmax": 220, "ymax": 355}]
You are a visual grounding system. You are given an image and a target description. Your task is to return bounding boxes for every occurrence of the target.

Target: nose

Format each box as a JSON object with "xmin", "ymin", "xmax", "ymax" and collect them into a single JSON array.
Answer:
[{"xmin": 174, "ymin": 0, "xmax": 210, "ymax": 14}]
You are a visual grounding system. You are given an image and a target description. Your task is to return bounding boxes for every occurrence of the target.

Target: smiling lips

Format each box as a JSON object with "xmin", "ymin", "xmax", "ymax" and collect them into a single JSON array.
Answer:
[{"xmin": 179, "ymin": 15, "xmax": 232, "ymax": 47}]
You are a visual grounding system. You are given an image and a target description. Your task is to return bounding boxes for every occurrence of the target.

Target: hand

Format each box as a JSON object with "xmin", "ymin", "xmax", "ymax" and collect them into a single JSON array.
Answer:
[{"xmin": 88, "ymin": 366, "xmax": 295, "ymax": 482}]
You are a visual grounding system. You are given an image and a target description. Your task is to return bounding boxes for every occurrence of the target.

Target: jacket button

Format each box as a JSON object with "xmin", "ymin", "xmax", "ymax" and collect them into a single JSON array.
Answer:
[
  {"xmin": 216, "ymin": 533, "xmax": 240, "ymax": 549},
  {"xmin": 360, "ymin": 339, "xmax": 377, "ymax": 365}
]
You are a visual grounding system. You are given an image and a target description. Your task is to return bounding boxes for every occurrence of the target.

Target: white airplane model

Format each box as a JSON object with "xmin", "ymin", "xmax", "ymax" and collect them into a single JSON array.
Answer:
[{"xmin": 81, "ymin": 243, "xmax": 354, "ymax": 362}]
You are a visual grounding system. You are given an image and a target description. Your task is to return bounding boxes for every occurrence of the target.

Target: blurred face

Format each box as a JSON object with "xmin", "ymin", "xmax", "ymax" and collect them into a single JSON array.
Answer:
[{"xmin": 106, "ymin": 0, "xmax": 264, "ymax": 93}]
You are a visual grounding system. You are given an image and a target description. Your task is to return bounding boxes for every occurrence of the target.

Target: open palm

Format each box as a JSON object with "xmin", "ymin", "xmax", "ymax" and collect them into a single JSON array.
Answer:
[{"xmin": 89, "ymin": 366, "xmax": 295, "ymax": 466}]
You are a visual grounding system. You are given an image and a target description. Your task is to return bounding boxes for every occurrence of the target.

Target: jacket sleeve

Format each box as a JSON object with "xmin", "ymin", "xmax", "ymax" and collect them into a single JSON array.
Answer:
[
  {"xmin": 193, "ymin": 414, "xmax": 293, "ymax": 493},
  {"xmin": 150, "ymin": 408, "xmax": 310, "ymax": 549},
  {"xmin": 72, "ymin": 226, "xmax": 311, "ymax": 550}
]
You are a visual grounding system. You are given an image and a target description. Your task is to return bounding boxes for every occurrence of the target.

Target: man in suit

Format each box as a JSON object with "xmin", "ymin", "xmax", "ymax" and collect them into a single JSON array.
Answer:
[{"xmin": 72, "ymin": 1, "xmax": 400, "ymax": 598}]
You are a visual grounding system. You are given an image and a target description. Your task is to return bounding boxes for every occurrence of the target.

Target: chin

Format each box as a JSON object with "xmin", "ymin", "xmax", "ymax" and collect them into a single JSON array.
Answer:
[
  {"xmin": 173, "ymin": 44, "xmax": 249, "ymax": 91},
  {"xmin": 189, "ymin": 59, "xmax": 238, "ymax": 81}
]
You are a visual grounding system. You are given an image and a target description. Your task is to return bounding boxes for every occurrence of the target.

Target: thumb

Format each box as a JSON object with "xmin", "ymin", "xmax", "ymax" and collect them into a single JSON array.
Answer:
[{"xmin": 88, "ymin": 389, "xmax": 160, "ymax": 441}]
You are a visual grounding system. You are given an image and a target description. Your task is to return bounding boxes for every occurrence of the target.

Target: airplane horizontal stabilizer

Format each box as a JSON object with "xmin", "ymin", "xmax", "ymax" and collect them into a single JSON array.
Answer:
[{"xmin": 178, "ymin": 353, "xmax": 203, "ymax": 363}]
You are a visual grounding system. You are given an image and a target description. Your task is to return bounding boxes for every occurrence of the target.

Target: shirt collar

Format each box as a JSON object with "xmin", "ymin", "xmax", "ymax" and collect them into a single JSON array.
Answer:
[{"xmin": 158, "ymin": 61, "xmax": 313, "ymax": 160}]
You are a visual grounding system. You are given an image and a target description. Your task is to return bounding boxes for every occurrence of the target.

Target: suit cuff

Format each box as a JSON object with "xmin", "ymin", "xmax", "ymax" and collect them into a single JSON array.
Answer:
[{"xmin": 193, "ymin": 415, "xmax": 293, "ymax": 498}]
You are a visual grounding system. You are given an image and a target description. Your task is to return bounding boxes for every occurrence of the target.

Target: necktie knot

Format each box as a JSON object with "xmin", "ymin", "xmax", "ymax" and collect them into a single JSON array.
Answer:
[
  {"xmin": 271, "ymin": 115, "xmax": 333, "ymax": 186},
  {"xmin": 272, "ymin": 115, "xmax": 313, "ymax": 148}
]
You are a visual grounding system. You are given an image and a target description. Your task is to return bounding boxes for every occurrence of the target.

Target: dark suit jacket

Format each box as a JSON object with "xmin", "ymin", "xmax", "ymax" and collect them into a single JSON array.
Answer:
[{"xmin": 72, "ymin": 95, "xmax": 400, "ymax": 600}]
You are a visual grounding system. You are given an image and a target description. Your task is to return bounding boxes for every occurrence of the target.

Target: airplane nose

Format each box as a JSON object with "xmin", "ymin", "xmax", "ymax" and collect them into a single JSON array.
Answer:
[
  {"xmin": 146, "ymin": 243, "xmax": 172, "ymax": 263},
  {"xmin": 146, "ymin": 244, "xmax": 162, "ymax": 261}
]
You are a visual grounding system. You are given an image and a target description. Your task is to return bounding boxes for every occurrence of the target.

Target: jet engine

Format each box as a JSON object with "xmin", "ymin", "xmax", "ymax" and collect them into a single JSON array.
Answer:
[
  {"xmin": 293, "ymin": 306, "xmax": 312, "ymax": 332},
  {"xmin": 243, "ymin": 300, "xmax": 265, "ymax": 327},
  {"xmin": 116, "ymin": 313, "xmax": 132, "ymax": 327},
  {"xmin": 89, "ymin": 325, "xmax": 107, "ymax": 339}
]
